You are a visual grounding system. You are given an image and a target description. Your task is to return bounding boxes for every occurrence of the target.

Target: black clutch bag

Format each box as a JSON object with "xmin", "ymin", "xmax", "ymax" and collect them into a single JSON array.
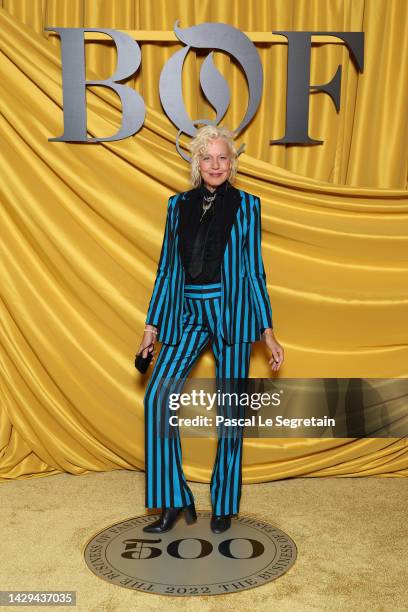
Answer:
[{"xmin": 135, "ymin": 349, "xmax": 153, "ymax": 374}]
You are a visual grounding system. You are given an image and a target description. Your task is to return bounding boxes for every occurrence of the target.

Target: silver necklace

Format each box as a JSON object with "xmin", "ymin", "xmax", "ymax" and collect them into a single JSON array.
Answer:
[{"xmin": 200, "ymin": 192, "xmax": 216, "ymax": 222}]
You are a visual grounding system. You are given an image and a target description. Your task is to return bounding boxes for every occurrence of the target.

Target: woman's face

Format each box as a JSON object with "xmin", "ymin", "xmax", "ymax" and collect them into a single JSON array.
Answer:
[{"xmin": 198, "ymin": 138, "xmax": 232, "ymax": 190}]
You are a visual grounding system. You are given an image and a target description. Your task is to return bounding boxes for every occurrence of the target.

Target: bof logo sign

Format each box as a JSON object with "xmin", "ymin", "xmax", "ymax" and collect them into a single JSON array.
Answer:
[
  {"xmin": 83, "ymin": 512, "xmax": 297, "ymax": 596},
  {"xmin": 46, "ymin": 21, "xmax": 364, "ymax": 159}
]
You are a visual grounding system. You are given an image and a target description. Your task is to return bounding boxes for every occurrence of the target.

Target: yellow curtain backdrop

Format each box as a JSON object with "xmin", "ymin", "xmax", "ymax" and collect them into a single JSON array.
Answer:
[{"xmin": 1, "ymin": 0, "xmax": 407, "ymax": 483}]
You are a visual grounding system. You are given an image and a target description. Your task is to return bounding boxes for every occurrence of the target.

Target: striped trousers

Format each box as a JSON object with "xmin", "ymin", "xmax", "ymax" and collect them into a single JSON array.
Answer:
[{"xmin": 144, "ymin": 282, "xmax": 252, "ymax": 516}]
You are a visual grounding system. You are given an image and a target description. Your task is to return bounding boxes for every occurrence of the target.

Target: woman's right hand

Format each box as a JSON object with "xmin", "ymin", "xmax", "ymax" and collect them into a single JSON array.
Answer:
[{"xmin": 137, "ymin": 327, "xmax": 158, "ymax": 362}]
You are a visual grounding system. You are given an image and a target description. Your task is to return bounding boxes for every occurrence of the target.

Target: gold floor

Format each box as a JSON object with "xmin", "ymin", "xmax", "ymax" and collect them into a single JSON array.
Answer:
[{"xmin": 1, "ymin": 471, "xmax": 407, "ymax": 611}]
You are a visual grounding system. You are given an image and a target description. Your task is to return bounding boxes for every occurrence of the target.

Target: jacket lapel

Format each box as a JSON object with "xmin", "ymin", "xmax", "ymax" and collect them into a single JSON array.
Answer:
[{"xmin": 220, "ymin": 187, "xmax": 241, "ymax": 264}]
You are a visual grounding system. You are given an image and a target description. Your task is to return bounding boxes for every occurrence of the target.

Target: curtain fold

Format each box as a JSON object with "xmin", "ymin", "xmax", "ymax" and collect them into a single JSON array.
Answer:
[{"xmin": 1, "ymin": 1, "xmax": 407, "ymax": 482}]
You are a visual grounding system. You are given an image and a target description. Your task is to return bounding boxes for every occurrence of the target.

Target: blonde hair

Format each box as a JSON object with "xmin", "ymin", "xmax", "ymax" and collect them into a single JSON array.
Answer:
[{"xmin": 188, "ymin": 125, "xmax": 238, "ymax": 188}]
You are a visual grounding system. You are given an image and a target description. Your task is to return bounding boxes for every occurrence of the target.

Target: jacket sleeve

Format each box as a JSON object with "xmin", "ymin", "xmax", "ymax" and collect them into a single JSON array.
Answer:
[
  {"xmin": 246, "ymin": 195, "xmax": 273, "ymax": 332},
  {"xmin": 145, "ymin": 196, "xmax": 173, "ymax": 328}
]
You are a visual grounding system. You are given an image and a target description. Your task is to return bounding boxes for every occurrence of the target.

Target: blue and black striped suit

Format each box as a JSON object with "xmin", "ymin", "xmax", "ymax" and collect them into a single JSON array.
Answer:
[{"xmin": 144, "ymin": 186, "xmax": 273, "ymax": 515}]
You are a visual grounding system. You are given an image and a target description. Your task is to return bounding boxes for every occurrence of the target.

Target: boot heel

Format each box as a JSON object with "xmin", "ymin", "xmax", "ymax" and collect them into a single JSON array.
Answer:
[{"xmin": 183, "ymin": 503, "xmax": 197, "ymax": 525}]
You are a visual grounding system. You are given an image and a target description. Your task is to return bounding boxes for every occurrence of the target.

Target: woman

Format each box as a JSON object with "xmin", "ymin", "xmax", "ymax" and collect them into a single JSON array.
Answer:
[{"xmin": 137, "ymin": 125, "xmax": 284, "ymax": 534}]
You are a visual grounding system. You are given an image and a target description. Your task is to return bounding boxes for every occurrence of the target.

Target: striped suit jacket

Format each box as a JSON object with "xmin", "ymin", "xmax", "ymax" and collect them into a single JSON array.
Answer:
[{"xmin": 145, "ymin": 185, "xmax": 273, "ymax": 345}]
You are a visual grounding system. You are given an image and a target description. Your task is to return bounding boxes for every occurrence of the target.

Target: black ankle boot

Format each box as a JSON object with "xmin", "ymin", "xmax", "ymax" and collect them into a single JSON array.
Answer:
[
  {"xmin": 143, "ymin": 502, "xmax": 197, "ymax": 533},
  {"xmin": 210, "ymin": 514, "xmax": 232, "ymax": 534}
]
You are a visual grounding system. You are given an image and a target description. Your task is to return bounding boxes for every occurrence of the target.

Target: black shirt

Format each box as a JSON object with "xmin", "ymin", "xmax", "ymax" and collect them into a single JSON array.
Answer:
[{"xmin": 180, "ymin": 179, "xmax": 231, "ymax": 284}]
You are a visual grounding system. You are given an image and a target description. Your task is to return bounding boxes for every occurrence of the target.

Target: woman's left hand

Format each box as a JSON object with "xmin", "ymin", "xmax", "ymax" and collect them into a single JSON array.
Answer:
[{"xmin": 262, "ymin": 329, "xmax": 284, "ymax": 372}]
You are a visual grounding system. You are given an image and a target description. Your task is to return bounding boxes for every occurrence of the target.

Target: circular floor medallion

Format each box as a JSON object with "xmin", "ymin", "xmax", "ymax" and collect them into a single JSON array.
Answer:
[{"xmin": 83, "ymin": 511, "xmax": 297, "ymax": 596}]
